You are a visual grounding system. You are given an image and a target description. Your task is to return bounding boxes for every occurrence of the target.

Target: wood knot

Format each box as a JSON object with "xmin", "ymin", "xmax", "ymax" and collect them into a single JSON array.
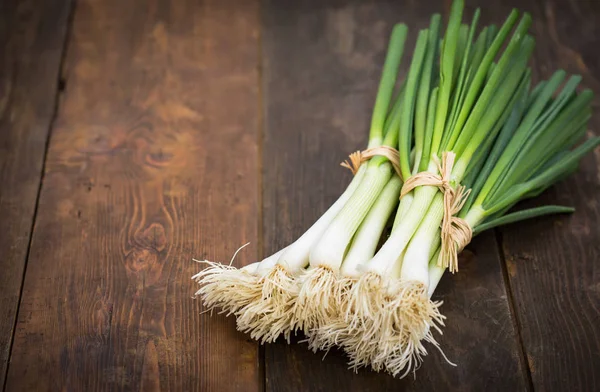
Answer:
[
  {"xmin": 79, "ymin": 125, "xmax": 119, "ymax": 154},
  {"xmin": 145, "ymin": 148, "xmax": 173, "ymax": 168},
  {"xmin": 125, "ymin": 223, "xmax": 168, "ymax": 286},
  {"xmin": 134, "ymin": 223, "xmax": 167, "ymax": 252},
  {"xmin": 125, "ymin": 248, "xmax": 158, "ymax": 274}
]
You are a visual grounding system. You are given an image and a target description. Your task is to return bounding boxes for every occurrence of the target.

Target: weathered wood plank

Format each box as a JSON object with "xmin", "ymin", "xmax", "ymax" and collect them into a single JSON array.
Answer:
[
  {"xmin": 0, "ymin": 0, "xmax": 72, "ymax": 386},
  {"xmin": 498, "ymin": 0, "xmax": 600, "ymax": 390},
  {"xmin": 261, "ymin": 0, "xmax": 526, "ymax": 389},
  {"xmin": 5, "ymin": 0, "xmax": 261, "ymax": 390}
]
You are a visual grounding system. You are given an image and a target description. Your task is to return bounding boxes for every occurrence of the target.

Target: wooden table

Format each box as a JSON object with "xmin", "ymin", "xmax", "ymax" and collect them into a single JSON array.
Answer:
[{"xmin": 1, "ymin": 0, "xmax": 598, "ymax": 390}]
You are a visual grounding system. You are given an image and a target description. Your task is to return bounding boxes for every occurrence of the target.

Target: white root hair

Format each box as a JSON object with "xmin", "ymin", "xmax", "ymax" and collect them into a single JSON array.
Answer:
[
  {"xmin": 235, "ymin": 264, "xmax": 300, "ymax": 343},
  {"xmin": 292, "ymin": 266, "xmax": 345, "ymax": 336}
]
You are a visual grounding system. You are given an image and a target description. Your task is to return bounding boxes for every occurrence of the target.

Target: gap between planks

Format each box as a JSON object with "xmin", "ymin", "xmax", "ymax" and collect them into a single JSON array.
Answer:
[
  {"xmin": 256, "ymin": 0, "xmax": 267, "ymax": 390},
  {"xmin": 1, "ymin": 1, "xmax": 77, "ymax": 390},
  {"xmin": 494, "ymin": 228, "xmax": 535, "ymax": 392}
]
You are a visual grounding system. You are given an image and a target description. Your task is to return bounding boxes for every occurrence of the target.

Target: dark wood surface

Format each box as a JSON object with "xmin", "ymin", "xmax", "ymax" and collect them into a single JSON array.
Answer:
[
  {"xmin": 3, "ymin": 0, "xmax": 261, "ymax": 391},
  {"xmin": 497, "ymin": 0, "xmax": 600, "ymax": 390},
  {"xmin": 0, "ymin": 0, "xmax": 72, "ymax": 387},
  {"xmin": 0, "ymin": 0, "xmax": 598, "ymax": 391}
]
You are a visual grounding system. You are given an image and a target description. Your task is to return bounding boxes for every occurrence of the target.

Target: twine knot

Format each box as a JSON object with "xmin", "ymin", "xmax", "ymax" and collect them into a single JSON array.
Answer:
[
  {"xmin": 400, "ymin": 152, "xmax": 472, "ymax": 273},
  {"xmin": 340, "ymin": 146, "xmax": 401, "ymax": 178}
]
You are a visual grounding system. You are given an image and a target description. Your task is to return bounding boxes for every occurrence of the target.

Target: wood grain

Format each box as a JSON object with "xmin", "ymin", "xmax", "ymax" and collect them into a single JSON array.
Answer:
[
  {"xmin": 4, "ymin": 0, "xmax": 261, "ymax": 390},
  {"xmin": 0, "ymin": 0, "xmax": 71, "ymax": 386},
  {"xmin": 261, "ymin": 0, "xmax": 526, "ymax": 389},
  {"xmin": 497, "ymin": 0, "xmax": 600, "ymax": 390}
]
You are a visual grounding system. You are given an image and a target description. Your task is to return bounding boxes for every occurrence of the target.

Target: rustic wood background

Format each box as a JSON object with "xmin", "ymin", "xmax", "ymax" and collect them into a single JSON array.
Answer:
[{"xmin": 0, "ymin": 0, "xmax": 598, "ymax": 390}]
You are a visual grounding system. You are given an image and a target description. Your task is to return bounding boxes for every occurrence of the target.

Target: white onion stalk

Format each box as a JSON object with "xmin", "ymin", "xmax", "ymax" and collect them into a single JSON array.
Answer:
[
  {"xmin": 373, "ymin": 204, "xmax": 484, "ymax": 376},
  {"xmin": 306, "ymin": 175, "xmax": 402, "ymax": 352},
  {"xmin": 342, "ymin": 168, "xmax": 439, "ymax": 360},
  {"xmin": 281, "ymin": 25, "xmax": 411, "ymax": 337},
  {"xmin": 235, "ymin": 165, "xmax": 368, "ymax": 343},
  {"xmin": 341, "ymin": 175, "xmax": 402, "ymax": 279},
  {"xmin": 292, "ymin": 161, "xmax": 393, "ymax": 333}
]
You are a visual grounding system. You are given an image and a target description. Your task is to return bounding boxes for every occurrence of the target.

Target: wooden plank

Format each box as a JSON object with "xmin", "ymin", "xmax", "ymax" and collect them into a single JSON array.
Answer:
[
  {"xmin": 0, "ymin": 0, "xmax": 72, "ymax": 386},
  {"xmin": 4, "ymin": 0, "xmax": 261, "ymax": 390},
  {"xmin": 261, "ymin": 0, "xmax": 526, "ymax": 389},
  {"xmin": 497, "ymin": 0, "xmax": 600, "ymax": 390}
]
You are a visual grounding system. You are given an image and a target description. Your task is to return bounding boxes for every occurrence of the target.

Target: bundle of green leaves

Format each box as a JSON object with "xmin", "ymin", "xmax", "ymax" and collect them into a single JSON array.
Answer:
[{"xmin": 194, "ymin": 0, "xmax": 598, "ymax": 378}]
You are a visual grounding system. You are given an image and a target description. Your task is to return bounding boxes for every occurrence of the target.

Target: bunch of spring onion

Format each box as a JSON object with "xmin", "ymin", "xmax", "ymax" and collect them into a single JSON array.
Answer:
[{"xmin": 193, "ymin": 0, "xmax": 599, "ymax": 378}]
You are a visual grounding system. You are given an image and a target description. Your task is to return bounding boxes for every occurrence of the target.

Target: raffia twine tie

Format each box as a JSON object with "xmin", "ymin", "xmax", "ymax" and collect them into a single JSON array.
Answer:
[
  {"xmin": 341, "ymin": 146, "xmax": 402, "ymax": 178},
  {"xmin": 399, "ymin": 152, "xmax": 472, "ymax": 273}
]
